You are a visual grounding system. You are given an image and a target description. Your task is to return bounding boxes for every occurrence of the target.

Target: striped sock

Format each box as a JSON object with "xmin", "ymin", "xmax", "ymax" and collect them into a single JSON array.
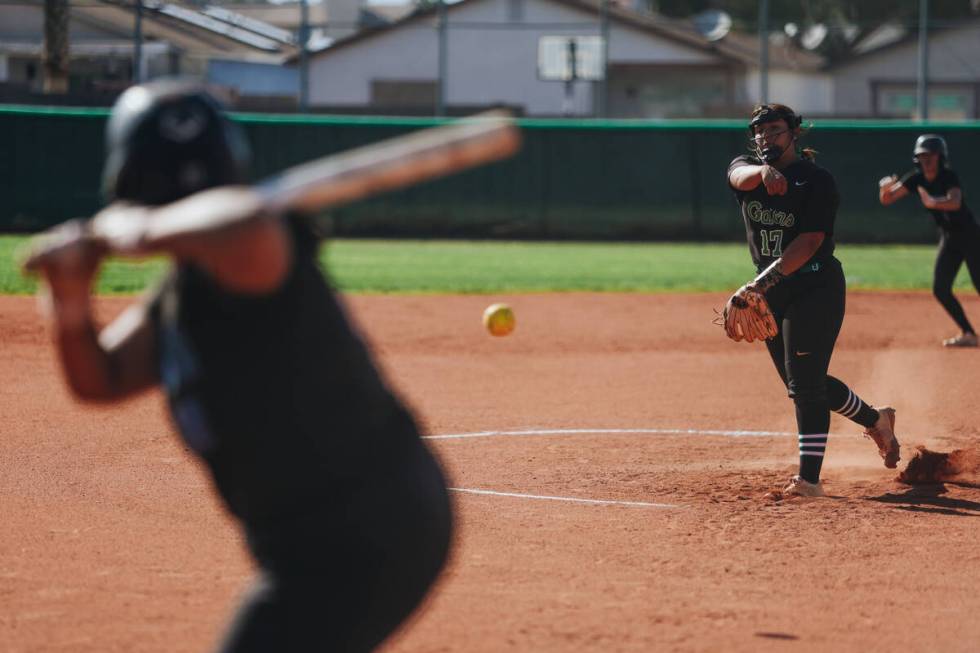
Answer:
[
  {"xmin": 831, "ymin": 387, "xmax": 878, "ymax": 429},
  {"xmin": 798, "ymin": 433, "xmax": 828, "ymax": 483}
]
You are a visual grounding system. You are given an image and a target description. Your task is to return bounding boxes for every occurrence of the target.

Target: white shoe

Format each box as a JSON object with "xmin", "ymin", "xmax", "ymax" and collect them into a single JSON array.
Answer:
[
  {"xmin": 943, "ymin": 332, "xmax": 978, "ymax": 347},
  {"xmin": 864, "ymin": 407, "xmax": 900, "ymax": 469},
  {"xmin": 782, "ymin": 475, "xmax": 825, "ymax": 497}
]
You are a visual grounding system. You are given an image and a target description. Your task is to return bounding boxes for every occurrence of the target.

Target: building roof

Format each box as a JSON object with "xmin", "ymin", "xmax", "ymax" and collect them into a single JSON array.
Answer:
[
  {"xmin": 710, "ymin": 29, "xmax": 825, "ymax": 72},
  {"xmin": 297, "ymin": 0, "xmax": 824, "ymax": 72},
  {"xmin": 217, "ymin": 2, "xmax": 329, "ymax": 31},
  {"xmin": 218, "ymin": 2, "xmax": 413, "ymax": 32},
  {"xmin": 0, "ymin": 0, "xmax": 297, "ymax": 62},
  {"xmin": 826, "ymin": 15, "xmax": 980, "ymax": 70}
]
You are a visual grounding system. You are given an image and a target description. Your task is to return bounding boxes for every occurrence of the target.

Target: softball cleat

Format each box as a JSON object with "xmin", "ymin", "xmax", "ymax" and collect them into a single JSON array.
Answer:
[
  {"xmin": 782, "ymin": 475, "xmax": 825, "ymax": 498},
  {"xmin": 942, "ymin": 332, "xmax": 978, "ymax": 348},
  {"xmin": 864, "ymin": 407, "xmax": 900, "ymax": 469}
]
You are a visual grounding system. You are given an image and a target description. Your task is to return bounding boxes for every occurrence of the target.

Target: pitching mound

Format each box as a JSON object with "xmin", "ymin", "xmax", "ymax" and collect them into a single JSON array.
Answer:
[{"xmin": 897, "ymin": 446, "xmax": 980, "ymax": 485}]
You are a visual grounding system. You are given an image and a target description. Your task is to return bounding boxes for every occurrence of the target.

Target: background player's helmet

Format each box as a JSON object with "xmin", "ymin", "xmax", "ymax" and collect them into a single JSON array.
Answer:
[
  {"xmin": 748, "ymin": 104, "xmax": 803, "ymax": 164},
  {"xmin": 102, "ymin": 79, "xmax": 251, "ymax": 206},
  {"xmin": 913, "ymin": 134, "xmax": 949, "ymax": 169}
]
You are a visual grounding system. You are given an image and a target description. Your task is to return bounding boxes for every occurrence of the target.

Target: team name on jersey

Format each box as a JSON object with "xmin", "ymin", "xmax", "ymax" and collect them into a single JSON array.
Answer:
[{"xmin": 746, "ymin": 200, "xmax": 795, "ymax": 227}]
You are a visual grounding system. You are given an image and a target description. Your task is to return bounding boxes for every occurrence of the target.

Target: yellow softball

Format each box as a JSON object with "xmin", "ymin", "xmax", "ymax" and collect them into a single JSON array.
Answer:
[{"xmin": 482, "ymin": 303, "xmax": 515, "ymax": 337}]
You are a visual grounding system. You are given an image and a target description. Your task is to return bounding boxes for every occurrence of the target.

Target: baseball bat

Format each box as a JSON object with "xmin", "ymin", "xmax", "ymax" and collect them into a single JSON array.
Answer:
[{"xmin": 256, "ymin": 110, "xmax": 521, "ymax": 213}]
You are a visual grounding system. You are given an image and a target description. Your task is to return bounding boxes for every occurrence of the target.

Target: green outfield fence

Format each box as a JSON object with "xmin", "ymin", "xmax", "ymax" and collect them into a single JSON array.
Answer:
[{"xmin": 3, "ymin": 105, "xmax": 979, "ymax": 242}]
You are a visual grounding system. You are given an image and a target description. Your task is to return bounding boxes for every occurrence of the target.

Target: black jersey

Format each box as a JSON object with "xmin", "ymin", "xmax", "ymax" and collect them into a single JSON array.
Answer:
[
  {"xmin": 149, "ymin": 216, "xmax": 417, "ymax": 528},
  {"xmin": 728, "ymin": 155, "xmax": 837, "ymax": 271},
  {"xmin": 901, "ymin": 167, "xmax": 976, "ymax": 231}
]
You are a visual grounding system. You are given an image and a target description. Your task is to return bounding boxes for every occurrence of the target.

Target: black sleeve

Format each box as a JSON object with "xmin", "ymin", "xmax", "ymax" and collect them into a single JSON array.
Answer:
[
  {"xmin": 800, "ymin": 168, "xmax": 838, "ymax": 234},
  {"xmin": 900, "ymin": 170, "xmax": 922, "ymax": 193},
  {"xmin": 727, "ymin": 154, "xmax": 759, "ymax": 192},
  {"xmin": 943, "ymin": 169, "xmax": 962, "ymax": 191}
]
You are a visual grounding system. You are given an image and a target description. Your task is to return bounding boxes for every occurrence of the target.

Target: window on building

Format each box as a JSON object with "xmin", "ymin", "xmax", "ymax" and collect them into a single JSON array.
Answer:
[
  {"xmin": 370, "ymin": 80, "xmax": 437, "ymax": 109},
  {"xmin": 875, "ymin": 83, "xmax": 977, "ymax": 120}
]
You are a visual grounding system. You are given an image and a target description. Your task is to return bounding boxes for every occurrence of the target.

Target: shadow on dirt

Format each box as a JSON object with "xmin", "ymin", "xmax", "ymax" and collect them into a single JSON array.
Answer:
[
  {"xmin": 754, "ymin": 631, "xmax": 800, "ymax": 641},
  {"xmin": 868, "ymin": 484, "xmax": 980, "ymax": 517}
]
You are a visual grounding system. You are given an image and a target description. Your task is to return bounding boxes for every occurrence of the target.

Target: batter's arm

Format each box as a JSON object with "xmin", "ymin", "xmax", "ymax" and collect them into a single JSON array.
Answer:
[
  {"xmin": 86, "ymin": 189, "xmax": 291, "ymax": 295},
  {"xmin": 24, "ymin": 221, "xmax": 159, "ymax": 402},
  {"xmin": 917, "ymin": 185, "xmax": 962, "ymax": 211},
  {"xmin": 56, "ymin": 300, "xmax": 159, "ymax": 403}
]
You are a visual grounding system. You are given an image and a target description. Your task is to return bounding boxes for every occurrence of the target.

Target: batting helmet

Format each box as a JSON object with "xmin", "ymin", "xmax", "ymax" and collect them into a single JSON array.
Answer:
[
  {"xmin": 102, "ymin": 79, "xmax": 251, "ymax": 206},
  {"xmin": 913, "ymin": 134, "xmax": 949, "ymax": 165}
]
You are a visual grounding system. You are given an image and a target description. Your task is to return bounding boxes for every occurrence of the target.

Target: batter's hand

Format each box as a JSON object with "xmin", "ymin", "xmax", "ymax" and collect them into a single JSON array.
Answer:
[
  {"xmin": 760, "ymin": 165, "xmax": 787, "ymax": 196},
  {"xmin": 21, "ymin": 219, "xmax": 106, "ymax": 300},
  {"xmin": 879, "ymin": 174, "xmax": 899, "ymax": 188}
]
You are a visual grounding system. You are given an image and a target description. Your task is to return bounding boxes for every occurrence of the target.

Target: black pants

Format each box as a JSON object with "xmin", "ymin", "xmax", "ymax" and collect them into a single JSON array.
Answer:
[
  {"xmin": 218, "ymin": 440, "xmax": 453, "ymax": 653},
  {"xmin": 933, "ymin": 226, "xmax": 980, "ymax": 334},
  {"xmin": 764, "ymin": 259, "xmax": 846, "ymax": 434}
]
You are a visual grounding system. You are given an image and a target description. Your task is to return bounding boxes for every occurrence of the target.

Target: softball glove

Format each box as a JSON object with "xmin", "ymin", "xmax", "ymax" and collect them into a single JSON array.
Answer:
[{"xmin": 723, "ymin": 285, "xmax": 778, "ymax": 343}]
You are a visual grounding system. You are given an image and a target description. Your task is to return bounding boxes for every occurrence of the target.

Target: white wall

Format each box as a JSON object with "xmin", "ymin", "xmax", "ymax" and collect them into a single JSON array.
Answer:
[
  {"xmin": 308, "ymin": 23, "xmax": 437, "ymax": 105},
  {"xmin": 743, "ymin": 70, "xmax": 834, "ymax": 115},
  {"xmin": 308, "ymin": 0, "xmax": 721, "ymax": 115}
]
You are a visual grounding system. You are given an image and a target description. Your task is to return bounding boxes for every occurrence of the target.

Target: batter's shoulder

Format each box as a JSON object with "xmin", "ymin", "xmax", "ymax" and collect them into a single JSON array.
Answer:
[{"xmin": 940, "ymin": 167, "xmax": 962, "ymax": 186}]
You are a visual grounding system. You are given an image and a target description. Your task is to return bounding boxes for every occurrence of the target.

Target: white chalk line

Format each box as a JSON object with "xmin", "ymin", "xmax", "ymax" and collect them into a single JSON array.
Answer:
[
  {"xmin": 432, "ymin": 427, "xmax": 757, "ymax": 510},
  {"xmin": 449, "ymin": 487, "xmax": 678, "ymax": 509},
  {"xmin": 424, "ymin": 427, "xmax": 794, "ymax": 441}
]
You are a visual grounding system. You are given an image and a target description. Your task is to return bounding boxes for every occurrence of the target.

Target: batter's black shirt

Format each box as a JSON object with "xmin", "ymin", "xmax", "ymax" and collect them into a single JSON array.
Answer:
[
  {"xmin": 728, "ymin": 155, "xmax": 837, "ymax": 271},
  {"xmin": 149, "ymin": 216, "xmax": 418, "ymax": 530},
  {"xmin": 900, "ymin": 167, "xmax": 976, "ymax": 231}
]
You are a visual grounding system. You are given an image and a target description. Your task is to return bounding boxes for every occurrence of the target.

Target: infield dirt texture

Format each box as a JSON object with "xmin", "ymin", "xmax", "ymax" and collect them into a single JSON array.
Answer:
[{"xmin": 3, "ymin": 291, "xmax": 980, "ymax": 652}]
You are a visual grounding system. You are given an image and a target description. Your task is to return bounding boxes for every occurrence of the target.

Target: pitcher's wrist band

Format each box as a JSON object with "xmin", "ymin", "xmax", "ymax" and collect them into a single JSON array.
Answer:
[{"xmin": 752, "ymin": 260, "xmax": 786, "ymax": 293}]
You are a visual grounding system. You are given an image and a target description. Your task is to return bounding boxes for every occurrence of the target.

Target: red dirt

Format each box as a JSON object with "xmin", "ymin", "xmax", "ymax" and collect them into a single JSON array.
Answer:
[
  {"xmin": 898, "ymin": 446, "xmax": 980, "ymax": 484},
  {"xmin": 3, "ymin": 290, "xmax": 980, "ymax": 652}
]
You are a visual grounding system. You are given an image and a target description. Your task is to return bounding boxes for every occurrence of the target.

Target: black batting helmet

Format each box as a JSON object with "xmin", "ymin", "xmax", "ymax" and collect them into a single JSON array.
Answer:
[
  {"xmin": 102, "ymin": 79, "xmax": 251, "ymax": 206},
  {"xmin": 913, "ymin": 134, "xmax": 949, "ymax": 164}
]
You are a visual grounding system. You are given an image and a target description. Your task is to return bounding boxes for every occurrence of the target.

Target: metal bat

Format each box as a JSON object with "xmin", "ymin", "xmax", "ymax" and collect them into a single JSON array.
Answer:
[{"xmin": 256, "ymin": 110, "xmax": 521, "ymax": 213}]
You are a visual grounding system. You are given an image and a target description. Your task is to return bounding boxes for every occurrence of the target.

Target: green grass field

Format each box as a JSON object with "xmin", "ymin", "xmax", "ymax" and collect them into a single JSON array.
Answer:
[{"xmin": 0, "ymin": 236, "xmax": 968, "ymax": 295}]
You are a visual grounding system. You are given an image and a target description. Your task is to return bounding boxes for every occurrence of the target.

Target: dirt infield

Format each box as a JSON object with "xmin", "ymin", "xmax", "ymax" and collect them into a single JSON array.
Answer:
[{"xmin": 3, "ymin": 291, "xmax": 980, "ymax": 652}]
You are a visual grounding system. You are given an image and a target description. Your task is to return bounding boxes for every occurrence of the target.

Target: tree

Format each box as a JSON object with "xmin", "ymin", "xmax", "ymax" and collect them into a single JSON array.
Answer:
[
  {"xmin": 651, "ymin": 0, "xmax": 980, "ymax": 60},
  {"xmin": 651, "ymin": 0, "xmax": 979, "ymax": 30}
]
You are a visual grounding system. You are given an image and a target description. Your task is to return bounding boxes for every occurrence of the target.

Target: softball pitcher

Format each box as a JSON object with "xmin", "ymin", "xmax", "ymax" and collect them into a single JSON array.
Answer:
[
  {"xmin": 879, "ymin": 134, "xmax": 980, "ymax": 347},
  {"xmin": 724, "ymin": 104, "xmax": 900, "ymax": 498}
]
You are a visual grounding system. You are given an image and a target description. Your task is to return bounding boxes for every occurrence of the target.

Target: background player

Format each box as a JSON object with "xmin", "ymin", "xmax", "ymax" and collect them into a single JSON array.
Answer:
[
  {"xmin": 23, "ymin": 80, "xmax": 452, "ymax": 652},
  {"xmin": 879, "ymin": 135, "xmax": 980, "ymax": 347},
  {"xmin": 726, "ymin": 103, "xmax": 900, "ymax": 498}
]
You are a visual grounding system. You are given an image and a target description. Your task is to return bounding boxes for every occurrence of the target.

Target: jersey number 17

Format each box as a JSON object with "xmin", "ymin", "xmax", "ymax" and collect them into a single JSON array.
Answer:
[{"xmin": 759, "ymin": 229, "xmax": 784, "ymax": 257}]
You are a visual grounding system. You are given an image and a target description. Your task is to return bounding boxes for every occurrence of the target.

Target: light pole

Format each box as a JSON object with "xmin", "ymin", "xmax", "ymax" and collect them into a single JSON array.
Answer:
[
  {"xmin": 299, "ymin": 0, "xmax": 309, "ymax": 111},
  {"xmin": 916, "ymin": 0, "xmax": 929, "ymax": 121},
  {"xmin": 436, "ymin": 0, "xmax": 447, "ymax": 117},
  {"xmin": 133, "ymin": 0, "xmax": 143, "ymax": 83},
  {"xmin": 758, "ymin": 0, "xmax": 769, "ymax": 104}
]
